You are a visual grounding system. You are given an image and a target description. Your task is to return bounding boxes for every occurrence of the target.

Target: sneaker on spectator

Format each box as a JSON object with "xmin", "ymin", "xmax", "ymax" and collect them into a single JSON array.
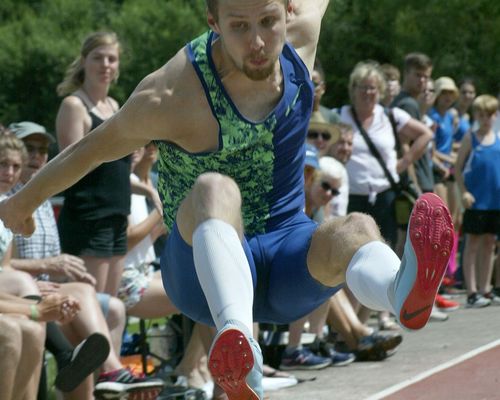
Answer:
[
  {"xmin": 435, "ymin": 294, "xmax": 460, "ymax": 312},
  {"xmin": 429, "ymin": 306, "xmax": 449, "ymax": 322},
  {"xmin": 279, "ymin": 347, "xmax": 332, "ymax": 370},
  {"xmin": 492, "ymin": 287, "xmax": 500, "ymax": 297},
  {"xmin": 308, "ymin": 338, "xmax": 355, "ymax": 367},
  {"xmin": 356, "ymin": 331, "xmax": 403, "ymax": 361},
  {"xmin": 441, "ymin": 276, "xmax": 457, "ymax": 287},
  {"xmin": 55, "ymin": 332, "xmax": 110, "ymax": 393},
  {"xmin": 262, "ymin": 376, "xmax": 298, "ymax": 392},
  {"xmin": 208, "ymin": 325, "xmax": 263, "ymax": 400},
  {"xmin": 483, "ymin": 291, "xmax": 500, "ymax": 305},
  {"xmin": 466, "ymin": 293, "xmax": 491, "ymax": 308},
  {"xmin": 157, "ymin": 380, "xmax": 207, "ymax": 400},
  {"xmin": 93, "ymin": 367, "xmax": 164, "ymax": 400}
]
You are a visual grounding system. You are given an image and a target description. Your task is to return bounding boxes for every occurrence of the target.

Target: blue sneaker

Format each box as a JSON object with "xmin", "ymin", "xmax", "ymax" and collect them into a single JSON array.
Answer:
[
  {"xmin": 279, "ymin": 347, "xmax": 332, "ymax": 370},
  {"xmin": 393, "ymin": 193, "xmax": 454, "ymax": 330},
  {"xmin": 208, "ymin": 326, "xmax": 263, "ymax": 400}
]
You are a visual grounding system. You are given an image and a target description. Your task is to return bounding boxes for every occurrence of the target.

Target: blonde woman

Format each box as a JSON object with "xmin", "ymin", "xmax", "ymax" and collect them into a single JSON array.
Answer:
[{"xmin": 55, "ymin": 32, "xmax": 130, "ymax": 296}]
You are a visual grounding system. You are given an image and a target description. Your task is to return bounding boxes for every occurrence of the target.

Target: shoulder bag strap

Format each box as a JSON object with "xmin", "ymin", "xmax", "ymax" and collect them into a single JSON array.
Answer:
[
  {"xmin": 351, "ymin": 107, "xmax": 399, "ymax": 191},
  {"xmin": 385, "ymin": 107, "xmax": 400, "ymax": 154}
]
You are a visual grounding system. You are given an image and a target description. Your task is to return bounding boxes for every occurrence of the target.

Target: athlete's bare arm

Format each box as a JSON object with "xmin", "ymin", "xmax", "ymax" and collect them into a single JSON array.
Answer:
[
  {"xmin": 0, "ymin": 47, "xmax": 209, "ymax": 235},
  {"xmin": 286, "ymin": 0, "xmax": 329, "ymax": 72}
]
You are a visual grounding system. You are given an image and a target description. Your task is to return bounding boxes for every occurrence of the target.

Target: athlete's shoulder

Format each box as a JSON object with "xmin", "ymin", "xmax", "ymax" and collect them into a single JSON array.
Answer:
[{"xmin": 122, "ymin": 45, "xmax": 212, "ymax": 144}]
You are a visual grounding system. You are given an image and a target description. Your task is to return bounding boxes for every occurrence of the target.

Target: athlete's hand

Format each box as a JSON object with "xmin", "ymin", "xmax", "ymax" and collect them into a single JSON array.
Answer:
[{"xmin": 0, "ymin": 197, "xmax": 36, "ymax": 237}]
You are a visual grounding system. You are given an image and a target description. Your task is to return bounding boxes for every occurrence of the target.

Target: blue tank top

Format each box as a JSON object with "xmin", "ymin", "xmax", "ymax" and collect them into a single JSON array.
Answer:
[
  {"xmin": 429, "ymin": 107, "xmax": 455, "ymax": 156},
  {"xmin": 156, "ymin": 31, "xmax": 314, "ymax": 236},
  {"xmin": 463, "ymin": 131, "xmax": 500, "ymax": 210},
  {"xmin": 453, "ymin": 114, "xmax": 470, "ymax": 142}
]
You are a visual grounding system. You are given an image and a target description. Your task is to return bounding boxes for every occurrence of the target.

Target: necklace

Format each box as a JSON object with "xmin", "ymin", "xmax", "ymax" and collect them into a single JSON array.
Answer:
[{"xmin": 80, "ymin": 87, "xmax": 115, "ymax": 118}]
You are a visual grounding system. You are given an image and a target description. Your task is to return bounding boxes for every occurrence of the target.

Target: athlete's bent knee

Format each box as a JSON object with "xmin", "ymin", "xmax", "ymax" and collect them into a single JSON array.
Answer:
[
  {"xmin": 193, "ymin": 173, "xmax": 242, "ymax": 210},
  {"xmin": 345, "ymin": 212, "xmax": 381, "ymax": 241}
]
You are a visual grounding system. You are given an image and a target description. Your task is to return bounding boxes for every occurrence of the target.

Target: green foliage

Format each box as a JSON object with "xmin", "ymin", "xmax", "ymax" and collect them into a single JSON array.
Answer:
[
  {"xmin": 110, "ymin": 0, "xmax": 206, "ymax": 102},
  {"xmin": 0, "ymin": 0, "xmax": 205, "ymax": 130},
  {"xmin": 0, "ymin": 0, "xmax": 499, "ymax": 126},
  {"xmin": 318, "ymin": 0, "xmax": 500, "ymax": 107}
]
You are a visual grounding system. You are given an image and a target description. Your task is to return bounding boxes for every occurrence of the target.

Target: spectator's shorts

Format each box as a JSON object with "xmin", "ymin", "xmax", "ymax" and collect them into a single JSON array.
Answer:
[
  {"xmin": 160, "ymin": 212, "xmax": 342, "ymax": 326},
  {"xmin": 58, "ymin": 209, "xmax": 128, "ymax": 257},
  {"xmin": 117, "ymin": 262, "xmax": 154, "ymax": 309},
  {"xmin": 462, "ymin": 209, "xmax": 500, "ymax": 235}
]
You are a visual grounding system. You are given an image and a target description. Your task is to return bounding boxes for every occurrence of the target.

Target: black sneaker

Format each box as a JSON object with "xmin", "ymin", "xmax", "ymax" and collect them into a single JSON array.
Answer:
[
  {"xmin": 55, "ymin": 333, "xmax": 110, "ymax": 392},
  {"xmin": 484, "ymin": 291, "xmax": 500, "ymax": 305},
  {"xmin": 94, "ymin": 367, "xmax": 164, "ymax": 399},
  {"xmin": 466, "ymin": 293, "xmax": 491, "ymax": 308},
  {"xmin": 308, "ymin": 339, "xmax": 355, "ymax": 367},
  {"xmin": 356, "ymin": 331, "xmax": 403, "ymax": 361}
]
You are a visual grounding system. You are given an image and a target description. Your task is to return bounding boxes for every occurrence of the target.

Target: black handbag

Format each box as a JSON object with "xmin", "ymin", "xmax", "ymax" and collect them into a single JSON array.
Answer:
[{"xmin": 351, "ymin": 107, "xmax": 417, "ymax": 225}]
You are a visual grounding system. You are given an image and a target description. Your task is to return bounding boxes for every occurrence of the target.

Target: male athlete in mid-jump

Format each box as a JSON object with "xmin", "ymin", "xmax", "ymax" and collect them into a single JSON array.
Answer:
[{"xmin": 0, "ymin": 1, "xmax": 453, "ymax": 399}]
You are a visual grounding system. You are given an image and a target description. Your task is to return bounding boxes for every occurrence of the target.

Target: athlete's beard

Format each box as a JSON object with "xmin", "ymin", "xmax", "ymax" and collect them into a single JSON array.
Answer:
[
  {"xmin": 242, "ymin": 60, "xmax": 276, "ymax": 81},
  {"xmin": 229, "ymin": 51, "xmax": 276, "ymax": 81}
]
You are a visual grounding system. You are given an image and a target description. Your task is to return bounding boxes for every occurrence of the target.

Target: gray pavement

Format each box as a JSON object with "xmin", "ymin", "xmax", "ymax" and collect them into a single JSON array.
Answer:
[{"xmin": 267, "ymin": 295, "xmax": 500, "ymax": 400}]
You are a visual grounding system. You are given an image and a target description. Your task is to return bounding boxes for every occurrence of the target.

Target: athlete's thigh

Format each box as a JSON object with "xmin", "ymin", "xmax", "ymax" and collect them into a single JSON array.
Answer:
[
  {"xmin": 160, "ymin": 222, "xmax": 257, "ymax": 326},
  {"xmin": 260, "ymin": 213, "xmax": 341, "ymax": 324}
]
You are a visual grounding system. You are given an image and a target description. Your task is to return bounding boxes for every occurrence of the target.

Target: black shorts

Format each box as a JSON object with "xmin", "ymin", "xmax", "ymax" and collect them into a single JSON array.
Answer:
[
  {"xmin": 58, "ymin": 209, "xmax": 128, "ymax": 257},
  {"xmin": 462, "ymin": 209, "xmax": 500, "ymax": 235}
]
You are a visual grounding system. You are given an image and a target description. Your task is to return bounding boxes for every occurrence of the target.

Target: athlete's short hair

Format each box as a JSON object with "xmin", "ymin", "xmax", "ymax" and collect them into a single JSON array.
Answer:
[{"xmin": 206, "ymin": 0, "xmax": 289, "ymax": 20}]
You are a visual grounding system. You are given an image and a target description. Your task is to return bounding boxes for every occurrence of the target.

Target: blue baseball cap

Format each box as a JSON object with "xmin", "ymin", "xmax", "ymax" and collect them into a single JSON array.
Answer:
[{"xmin": 305, "ymin": 143, "xmax": 319, "ymax": 169}]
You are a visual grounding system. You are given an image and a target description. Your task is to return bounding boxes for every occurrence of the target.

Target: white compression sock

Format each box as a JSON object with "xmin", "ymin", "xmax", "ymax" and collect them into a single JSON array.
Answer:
[
  {"xmin": 192, "ymin": 219, "xmax": 254, "ymax": 335},
  {"xmin": 345, "ymin": 241, "xmax": 400, "ymax": 314}
]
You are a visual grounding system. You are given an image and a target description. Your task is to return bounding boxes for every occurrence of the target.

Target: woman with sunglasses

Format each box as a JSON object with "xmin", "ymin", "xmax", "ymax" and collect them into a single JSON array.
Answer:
[
  {"xmin": 306, "ymin": 111, "xmax": 340, "ymax": 156},
  {"xmin": 306, "ymin": 156, "xmax": 343, "ymax": 221}
]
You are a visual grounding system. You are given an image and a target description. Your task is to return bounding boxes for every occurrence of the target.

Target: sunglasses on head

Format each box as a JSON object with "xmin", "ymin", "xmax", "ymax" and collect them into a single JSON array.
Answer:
[
  {"xmin": 308, "ymin": 130, "xmax": 331, "ymax": 141},
  {"xmin": 320, "ymin": 181, "xmax": 340, "ymax": 196}
]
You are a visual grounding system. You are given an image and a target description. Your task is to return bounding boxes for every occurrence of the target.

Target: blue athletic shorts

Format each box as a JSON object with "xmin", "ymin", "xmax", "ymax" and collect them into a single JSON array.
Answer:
[{"xmin": 160, "ymin": 212, "xmax": 342, "ymax": 326}]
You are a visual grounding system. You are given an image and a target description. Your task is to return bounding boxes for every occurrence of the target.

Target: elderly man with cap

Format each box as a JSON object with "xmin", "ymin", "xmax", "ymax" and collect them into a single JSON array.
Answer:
[
  {"xmin": 7, "ymin": 121, "xmax": 98, "ymax": 284},
  {"xmin": 7, "ymin": 121, "xmax": 165, "ymax": 399}
]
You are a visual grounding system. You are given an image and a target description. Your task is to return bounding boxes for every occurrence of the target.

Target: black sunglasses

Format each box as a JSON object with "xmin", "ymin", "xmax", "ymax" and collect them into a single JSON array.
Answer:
[
  {"xmin": 308, "ymin": 130, "xmax": 332, "ymax": 141},
  {"xmin": 320, "ymin": 181, "xmax": 340, "ymax": 196}
]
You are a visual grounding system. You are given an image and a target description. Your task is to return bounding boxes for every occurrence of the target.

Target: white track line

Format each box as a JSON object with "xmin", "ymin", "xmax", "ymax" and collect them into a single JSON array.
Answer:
[{"xmin": 365, "ymin": 339, "xmax": 500, "ymax": 400}]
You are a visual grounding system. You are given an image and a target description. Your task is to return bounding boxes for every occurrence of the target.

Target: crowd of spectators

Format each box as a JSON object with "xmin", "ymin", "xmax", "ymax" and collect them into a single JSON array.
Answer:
[{"xmin": 0, "ymin": 28, "xmax": 499, "ymax": 400}]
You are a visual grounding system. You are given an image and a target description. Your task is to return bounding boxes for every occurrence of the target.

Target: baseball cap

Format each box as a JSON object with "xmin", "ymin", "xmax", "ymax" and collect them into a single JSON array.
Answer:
[
  {"xmin": 305, "ymin": 143, "xmax": 320, "ymax": 169},
  {"xmin": 8, "ymin": 121, "xmax": 56, "ymax": 143}
]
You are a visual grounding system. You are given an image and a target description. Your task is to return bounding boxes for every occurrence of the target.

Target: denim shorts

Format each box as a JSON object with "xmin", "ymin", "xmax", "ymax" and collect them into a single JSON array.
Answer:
[{"xmin": 160, "ymin": 212, "xmax": 342, "ymax": 326}]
